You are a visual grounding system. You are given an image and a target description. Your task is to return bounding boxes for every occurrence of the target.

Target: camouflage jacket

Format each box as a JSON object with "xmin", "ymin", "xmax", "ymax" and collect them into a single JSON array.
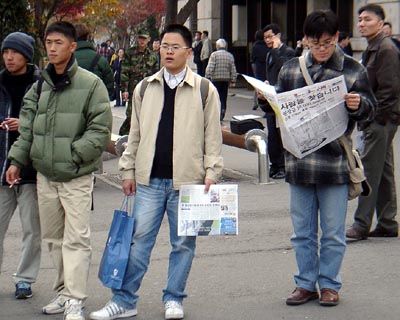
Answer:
[{"xmin": 120, "ymin": 45, "xmax": 159, "ymax": 94}]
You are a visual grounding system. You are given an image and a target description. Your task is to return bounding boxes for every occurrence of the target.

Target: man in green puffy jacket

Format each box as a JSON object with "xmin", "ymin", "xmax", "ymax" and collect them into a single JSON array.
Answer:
[{"xmin": 6, "ymin": 21, "xmax": 112, "ymax": 320}]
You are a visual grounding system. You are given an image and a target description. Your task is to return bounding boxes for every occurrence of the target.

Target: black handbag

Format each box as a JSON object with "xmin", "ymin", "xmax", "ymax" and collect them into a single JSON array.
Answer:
[{"xmin": 230, "ymin": 119, "xmax": 264, "ymax": 135}]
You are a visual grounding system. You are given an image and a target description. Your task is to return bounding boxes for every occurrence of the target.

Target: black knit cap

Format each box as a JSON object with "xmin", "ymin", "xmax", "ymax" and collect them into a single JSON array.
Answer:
[{"xmin": 1, "ymin": 32, "xmax": 35, "ymax": 62}]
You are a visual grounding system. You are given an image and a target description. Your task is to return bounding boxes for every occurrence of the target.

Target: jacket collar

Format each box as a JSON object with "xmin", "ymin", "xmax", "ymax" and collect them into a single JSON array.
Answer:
[
  {"xmin": 0, "ymin": 64, "xmax": 39, "ymax": 82},
  {"xmin": 43, "ymin": 55, "xmax": 77, "ymax": 91},
  {"xmin": 148, "ymin": 66, "xmax": 196, "ymax": 88},
  {"xmin": 366, "ymin": 31, "xmax": 385, "ymax": 51}
]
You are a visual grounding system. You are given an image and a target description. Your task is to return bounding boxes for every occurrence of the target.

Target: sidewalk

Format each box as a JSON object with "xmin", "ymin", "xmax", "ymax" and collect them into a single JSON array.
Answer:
[{"xmin": 1, "ymin": 89, "xmax": 399, "ymax": 320}]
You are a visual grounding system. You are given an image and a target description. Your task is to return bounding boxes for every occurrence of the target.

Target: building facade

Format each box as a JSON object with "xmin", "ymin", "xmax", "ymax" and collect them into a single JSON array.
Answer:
[{"xmin": 181, "ymin": 0, "xmax": 400, "ymax": 74}]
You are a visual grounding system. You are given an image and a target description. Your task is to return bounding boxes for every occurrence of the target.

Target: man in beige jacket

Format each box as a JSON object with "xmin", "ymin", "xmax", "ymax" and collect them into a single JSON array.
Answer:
[{"xmin": 91, "ymin": 24, "xmax": 223, "ymax": 320}]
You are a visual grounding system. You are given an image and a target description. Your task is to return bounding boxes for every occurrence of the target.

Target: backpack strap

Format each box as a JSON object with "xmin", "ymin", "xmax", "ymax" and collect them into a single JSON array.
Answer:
[
  {"xmin": 200, "ymin": 77, "xmax": 209, "ymax": 110},
  {"xmin": 88, "ymin": 54, "xmax": 101, "ymax": 72},
  {"xmin": 139, "ymin": 76, "xmax": 209, "ymax": 110},
  {"xmin": 139, "ymin": 77, "xmax": 150, "ymax": 100},
  {"xmin": 36, "ymin": 76, "xmax": 45, "ymax": 99},
  {"xmin": 298, "ymin": 55, "xmax": 313, "ymax": 86}
]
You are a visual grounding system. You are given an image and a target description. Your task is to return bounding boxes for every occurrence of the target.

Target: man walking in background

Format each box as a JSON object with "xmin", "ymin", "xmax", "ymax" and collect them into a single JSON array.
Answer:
[
  {"xmin": 74, "ymin": 23, "xmax": 114, "ymax": 97},
  {"xmin": 260, "ymin": 23, "xmax": 295, "ymax": 179},
  {"xmin": 119, "ymin": 29, "xmax": 159, "ymax": 135},
  {"xmin": 200, "ymin": 30, "xmax": 212, "ymax": 76},
  {"xmin": 347, "ymin": 4, "xmax": 400, "ymax": 240},
  {"xmin": 192, "ymin": 31, "xmax": 203, "ymax": 76},
  {"xmin": 112, "ymin": 48, "xmax": 127, "ymax": 107},
  {"xmin": 206, "ymin": 38, "xmax": 237, "ymax": 121},
  {"xmin": 382, "ymin": 22, "xmax": 400, "ymax": 51},
  {"xmin": 250, "ymin": 29, "xmax": 269, "ymax": 110},
  {"xmin": 0, "ymin": 31, "xmax": 41, "ymax": 300}
]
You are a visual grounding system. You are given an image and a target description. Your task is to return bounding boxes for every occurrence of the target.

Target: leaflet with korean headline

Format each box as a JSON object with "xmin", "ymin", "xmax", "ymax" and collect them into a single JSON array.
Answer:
[
  {"xmin": 178, "ymin": 184, "xmax": 238, "ymax": 236},
  {"xmin": 241, "ymin": 74, "xmax": 348, "ymax": 159}
]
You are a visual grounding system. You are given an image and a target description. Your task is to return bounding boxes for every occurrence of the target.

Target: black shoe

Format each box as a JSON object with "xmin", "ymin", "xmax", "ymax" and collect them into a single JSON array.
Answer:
[
  {"xmin": 252, "ymin": 105, "xmax": 259, "ymax": 110},
  {"xmin": 269, "ymin": 168, "xmax": 278, "ymax": 178},
  {"xmin": 369, "ymin": 228, "xmax": 398, "ymax": 237},
  {"xmin": 272, "ymin": 169, "xmax": 285, "ymax": 179}
]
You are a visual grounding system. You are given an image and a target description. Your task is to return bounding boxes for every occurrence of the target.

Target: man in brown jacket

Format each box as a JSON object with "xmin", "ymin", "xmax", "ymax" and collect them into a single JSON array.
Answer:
[{"xmin": 346, "ymin": 4, "xmax": 400, "ymax": 240}]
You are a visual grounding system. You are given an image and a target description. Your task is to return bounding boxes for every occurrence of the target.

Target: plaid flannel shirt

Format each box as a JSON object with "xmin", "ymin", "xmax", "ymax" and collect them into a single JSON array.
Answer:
[
  {"xmin": 205, "ymin": 49, "xmax": 237, "ymax": 83},
  {"xmin": 276, "ymin": 47, "xmax": 376, "ymax": 185}
]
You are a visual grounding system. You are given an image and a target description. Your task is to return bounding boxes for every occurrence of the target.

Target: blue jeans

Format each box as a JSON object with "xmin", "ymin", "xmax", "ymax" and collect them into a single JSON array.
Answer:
[
  {"xmin": 112, "ymin": 179, "xmax": 196, "ymax": 309},
  {"xmin": 289, "ymin": 183, "xmax": 348, "ymax": 292}
]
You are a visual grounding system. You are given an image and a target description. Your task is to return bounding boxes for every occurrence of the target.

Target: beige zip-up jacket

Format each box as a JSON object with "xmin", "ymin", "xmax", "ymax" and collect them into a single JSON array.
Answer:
[{"xmin": 119, "ymin": 66, "xmax": 223, "ymax": 189}]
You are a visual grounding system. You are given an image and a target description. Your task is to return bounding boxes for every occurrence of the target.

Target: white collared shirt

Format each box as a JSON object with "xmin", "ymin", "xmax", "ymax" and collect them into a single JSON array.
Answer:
[{"xmin": 164, "ymin": 68, "xmax": 186, "ymax": 89}]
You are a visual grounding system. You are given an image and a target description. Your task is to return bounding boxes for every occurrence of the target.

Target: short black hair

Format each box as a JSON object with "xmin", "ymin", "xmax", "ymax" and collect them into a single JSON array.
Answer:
[
  {"xmin": 358, "ymin": 4, "xmax": 385, "ymax": 21},
  {"xmin": 255, "ymin": 30, "xmax": 264, "ymax": 41},
  {"xmin": 160, "ymin": 24, "xmax": 193, "ymax": 48},
  {"xmin": 45, "ymin": 21, "xmax": 77, "ymax": 42},
  {"xmin": 202, "ymin": 30, "xmax": 209, "ymax": 36},
  {"xmin": 195, "ymin": 31, "xmax": 201, "ymax": 36},
  {"xmin": 303, "ymin": 10, "xmax": 338, "ymax": 40},
  {"xmin": 338, "ymin": 31, "xmax": 349, "ymax": 42},
  {"xmin": 263, "ymin": 23, "xmax": 281, "ymax": 35},
  {"xmin": 383, "ymin": 21, "xmax": 392, "ymax": 28},
  {"xmin": 75, "ymin": 23, "xmax": 90, "ymax": 41}
]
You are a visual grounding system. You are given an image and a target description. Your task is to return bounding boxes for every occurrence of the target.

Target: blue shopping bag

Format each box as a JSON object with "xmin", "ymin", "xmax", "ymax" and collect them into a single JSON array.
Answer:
[{"xmin": 98, "ymin": 196, "xmax": 135, "ymax": 289}]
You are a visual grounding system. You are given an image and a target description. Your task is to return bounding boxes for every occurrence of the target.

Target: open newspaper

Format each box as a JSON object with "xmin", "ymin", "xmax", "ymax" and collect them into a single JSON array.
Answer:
[
  {"xmin": 178, "ymin": 184, "xmax": 238, "ymax": 236},
  {"xmin": 242, "ymin": 74, "xmax": 348, "ymax": 158}
]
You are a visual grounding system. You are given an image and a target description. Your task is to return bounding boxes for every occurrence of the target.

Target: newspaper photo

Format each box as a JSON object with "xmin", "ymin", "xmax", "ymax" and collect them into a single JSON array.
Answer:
[
  {"xmin": 242, "ymin": 74, "xmax": 348, "ymax": 159},
  {"xmin": 178, "ymin": 184, "xmax": 238, "ymax": 236}
]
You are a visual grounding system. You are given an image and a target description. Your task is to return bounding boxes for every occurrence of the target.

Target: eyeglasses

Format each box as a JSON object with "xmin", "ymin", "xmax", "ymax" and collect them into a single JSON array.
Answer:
[
  {"xmin": 263, "ymin": 34, "xmax": 275, "ymax": 40},
  {"xmin": 308, "ymin": 38, "xmax": 336, "ymax": 49},
  {"xmin": 160, "ymin": 44, "xmax": 190, "ymax": 52}
]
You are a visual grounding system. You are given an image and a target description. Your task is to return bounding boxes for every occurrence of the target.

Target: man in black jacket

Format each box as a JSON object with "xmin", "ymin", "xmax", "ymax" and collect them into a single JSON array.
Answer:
[
  {"xmin": 192, "ymin": 31, "xmax": 203, "ymax": 75},
  {"xmin": 0, "ymin": 32, "xmax": 41, "ymax": 300},
  {"xmin": 261, "ymin": 23, "xmax": 295, "ymax": 179}
]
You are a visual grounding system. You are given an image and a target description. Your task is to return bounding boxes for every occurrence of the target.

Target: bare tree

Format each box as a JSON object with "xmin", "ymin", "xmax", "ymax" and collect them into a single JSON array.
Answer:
[{"xmin": 165, "ymin": 0, "xmax": 200, "ymax": 25}]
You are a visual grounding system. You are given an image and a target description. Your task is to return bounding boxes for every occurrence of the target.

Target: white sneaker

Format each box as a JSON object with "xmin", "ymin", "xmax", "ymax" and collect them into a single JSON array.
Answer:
[
  {"xmin": 43, "ymin": 295, "xmax": 69, "ymax": 314},
  {"xmin": 64, "ymin": 299, "xmax": 85, "ymax": 320},
  {"xmin": 89, "ymin": 301, "xmax": 137, "ymax": 320},
  {"xmin": 164, "ymin": 301, "xmax": 184, "ymax": 319}
]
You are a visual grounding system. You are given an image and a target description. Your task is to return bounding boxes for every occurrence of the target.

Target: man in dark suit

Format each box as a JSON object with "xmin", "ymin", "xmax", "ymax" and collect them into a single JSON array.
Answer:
[
  {"xmin": 261, "ymin": 23, "xmax": 295, "ymax": 179},
  {"xmin": 192, "ymin": 31, "xmax": 203, "ymax": 75}
]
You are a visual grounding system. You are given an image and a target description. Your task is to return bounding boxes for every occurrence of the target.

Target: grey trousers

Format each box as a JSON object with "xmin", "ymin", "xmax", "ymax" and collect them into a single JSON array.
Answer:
[
  {"xmin": 353, "ymin": 121, "xmax": 398, "ymax": 233},
  {"xmin": 0, "ymin": 184, "xmax": 41, "ymax": 283}
]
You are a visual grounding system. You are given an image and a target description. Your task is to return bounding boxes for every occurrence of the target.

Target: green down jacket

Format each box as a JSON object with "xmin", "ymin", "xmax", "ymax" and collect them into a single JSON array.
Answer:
[
  {"xmin": 9, "ymin": 58, "xmax": 112, "ymax": 182},
  {"xmin": 74, "ymin": 40, "xmax": 115, "ymax": 96}
]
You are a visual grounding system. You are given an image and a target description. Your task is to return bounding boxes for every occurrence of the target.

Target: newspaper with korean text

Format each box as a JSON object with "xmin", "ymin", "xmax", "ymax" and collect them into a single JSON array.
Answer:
[
  {"xmin": 178, "ymin": 184, "xmax": 238, "ymax": 236},
  {"xmin": 242, "ymin": 74, "xmax": 348, "ymax": 158}
]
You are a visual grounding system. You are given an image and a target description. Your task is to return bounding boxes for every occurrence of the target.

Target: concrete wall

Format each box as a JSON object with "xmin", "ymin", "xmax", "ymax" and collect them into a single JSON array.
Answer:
[
  {"xmin": 195, "ymin": 0, "xmax": 220, "ymax": 45},
  {"xmin": 307, "ymin": 0, "xmax": 331, "ymax": 13}
]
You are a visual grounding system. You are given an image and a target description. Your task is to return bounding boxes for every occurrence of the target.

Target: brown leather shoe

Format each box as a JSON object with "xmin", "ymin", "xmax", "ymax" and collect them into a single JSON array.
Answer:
[
  {"xmin": 319, "ymin": 288, "xmax": 339, "ymax": 306},
  {"xmin": 286, "ymin": 287, "xmax": 319, "ymax": 305},
  {"xmin": 346, "ymin": 226, "xmax": 368, "ymax": 240}
]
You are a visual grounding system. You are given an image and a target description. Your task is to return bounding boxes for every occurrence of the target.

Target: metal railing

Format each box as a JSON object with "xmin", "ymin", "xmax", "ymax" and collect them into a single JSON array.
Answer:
[{"xmin": 106, "ymin": 128, "xmax": 271, "ymax": 184}]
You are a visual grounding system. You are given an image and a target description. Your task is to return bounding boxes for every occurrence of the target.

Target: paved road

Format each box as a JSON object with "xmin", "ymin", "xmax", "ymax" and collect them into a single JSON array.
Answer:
[{"xmin": 1, "ymin": 87, "xmax": 399, "ymax": 320}]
